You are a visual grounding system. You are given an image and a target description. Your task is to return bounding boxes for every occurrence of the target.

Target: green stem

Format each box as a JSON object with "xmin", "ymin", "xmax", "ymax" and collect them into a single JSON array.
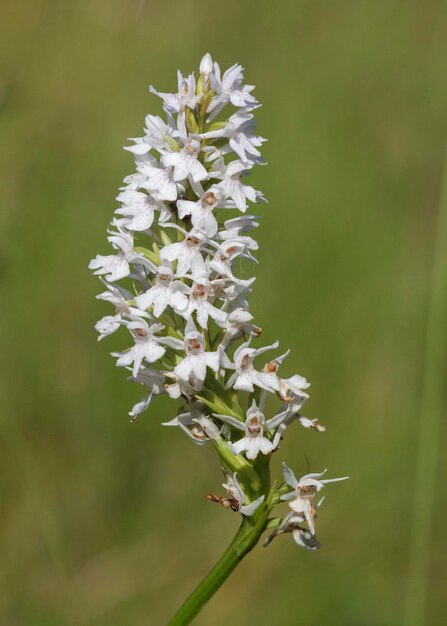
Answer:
[
  {"xmin": 211, "ymin": 437, "xmax": 262, "ymax": 495},
  {"xmin": 168, "ymin": 510, "xmax": 269, "ymax": 626}
]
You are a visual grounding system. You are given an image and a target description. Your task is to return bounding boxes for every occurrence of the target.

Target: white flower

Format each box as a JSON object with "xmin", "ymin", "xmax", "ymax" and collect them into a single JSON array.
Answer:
[
  {"xmin": 125, "ymin": 114, "xmax": 177, "ymax": 155},
  {"xmin": 161, "ymin": 137, "xmax": 208, "ymax": 183},
  {"xmin": 278, "ymin": 375, "xmax": 310, "ymax": 402},
  {"xmin": 217, "ymin": 278, "xmax": 254, "ymax": 311},
  {"xmin": 208, "ymin": 240, "xmax": 257, "ymax": 286},
  {"xmin": 208, "ymin": 62, "xmax": 258, "ymax": 118},
  {"xmin": 226, "ymin": 116, "xmax": 265, "ymax": 164},
  {"xmin": 128, "ymin": 368, "xmax": 166, "ymax": 419},
  {"xmin": 95, "ymin": 282, "xmax": 139, "ymax": 310},
  {"xmin": 164, "ymin": 372, "xmax": 198, "ymax": 398},
  {"xmin": 219, "ymin": 307, "xmax": 261, "ymax": 348},
  {"xmin": 147, "ymin": 114, "xmax": 177, "ymax": 150},
  {"xmin": 95, "ymin": 283, "xmax": 143, "ymax": 341},
  {"xmin": 203, "ymin": 111, "xmax": 265, "ymax": 164},
  {"xmin": 177, "ymin": 188, "xmax": 223, "ymax": 237},
  {"xmin": 226, "ymin": 341, "xmax": 280, "ymax": 393},
  {"xmin": 135, "ymin": 264, "xmax": 189, "ymax": 317},
  {"xmin": 270, "ymin": 395, "xmax": 318, "ymax": 448},
  {"xmin": 222, "ymin": 472, "xmax": 264, "ymax": 516},
  {"xmin": 261, "ymin": 351, "xmax": 311, "ymax": 403},
  {"xmin": 95, "ymin": 315, "xmax": 121, "ymax": 341},
  {"xmin": 120, "ymin": 171, "xmax": 150, "ymax": 192},
  {"xmin": 113, "ymin": 189, "xmax": 169, "ymax": 232},
  {"xmin": 214, "ymin": 401, "xmax": 288, "ymax": 460},
  {"xmin": 138, "ymin": 161, "xmax": 178, "ymax": 202},
  {"xmin": 263, "ymin": 511, "xmax": 321, "ymax": 550},
  {"xmin": 173, "ymin": 319, "xmax": 219, "ymax": 387},
  {"xmin": 150, "ymin": 71, "xmax": 199, "ymax": 113},
  {"xmin": 163, "ymin": 403, "xmax": 220, "ymax": 444},
  {"xmin": 218, "ymin": 215, "xmax": 259, "ymax": 251},
  {"xmin": 113, "ymin": 318, "xmax": 181, "ymax": 377},
  {"xmin": 280, "ymin": 464, "xmax": 349, "ymax": 535},
  {"xmin": 89, "ymin": 231, "xmax": 138, "ymax": 282},
  {"xmin": 181, "ymin": 276, "xmax": 227, "ymax": 328},
  {"xmin": 161, "ymin": 226, "xmax": 211, "ymax": 278},
  {"xmin": 216, "ymin": 160, "xmax": 260, "ymax": 212}
]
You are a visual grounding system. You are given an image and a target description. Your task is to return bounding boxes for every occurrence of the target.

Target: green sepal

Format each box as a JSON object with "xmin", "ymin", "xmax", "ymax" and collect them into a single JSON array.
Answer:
[
  {"xmin": 207, "ymin": 120, "xmax": 227, "ymax": 132},
  {"xmin": 196, "ymin": 391, "xmax": 242, "ymax": 420},
  {"xmin": 152, "ymin": 241, "xmax": 161, "ymax": 264},
  {"xmin": 164, "ymin": 135, "xmax": 180, "ymax": 152},
  {"xmin": 199, "ymin": 89, "xmax": 214, "ymax": 122},
  {"xmin": 207, "ymin": 377, "xmax": 242, "ymax": 410},
  {"xmin": 197, "ymin": 378, "xmax": 244, "ymax": 419},
  {"xmin": 134, "ymin": 246, "xmax": 159, "ymax": 264},
  {"xmin": 159, "ymin": 229, "xmax": 172, "ymax": 246},
  {"xmin": 277, "ymin": 482, "xmax": 291, "ymax": 496},
  {"xmin": 196, "ymin": 74, "xmax": 205, "ymax": 96},
  {"xmin": 185, "ymin": 107, "xmax": 200, "ymax": 134},
  {"xmin": 203, "ymin": 137, "xmax": 228, "ymax": 151},
  {"xmin": 264, "ymin": 517, "xmax": 282, "ymax": 530}
]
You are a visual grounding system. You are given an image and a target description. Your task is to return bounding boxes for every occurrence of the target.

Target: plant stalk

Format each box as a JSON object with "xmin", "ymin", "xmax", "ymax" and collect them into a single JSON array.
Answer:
[{"xmin": 168, "ymin": 505, "xmax": 269, "ymax": 625}]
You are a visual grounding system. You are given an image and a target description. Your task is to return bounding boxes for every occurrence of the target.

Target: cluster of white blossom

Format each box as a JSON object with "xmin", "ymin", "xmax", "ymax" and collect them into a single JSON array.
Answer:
[{"xmin": 90, "ymin": 54, "xmax": 347, "ymax": 549}]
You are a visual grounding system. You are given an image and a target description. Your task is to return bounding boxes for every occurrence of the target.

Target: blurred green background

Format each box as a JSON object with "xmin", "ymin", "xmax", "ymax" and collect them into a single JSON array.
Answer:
[{"xmin": 1, "ymin": 1, "xmax": 446, "ymax": 624}]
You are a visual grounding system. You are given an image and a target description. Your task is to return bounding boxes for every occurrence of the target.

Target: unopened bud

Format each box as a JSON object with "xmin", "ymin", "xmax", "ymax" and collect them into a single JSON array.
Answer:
[{"xmin": 200, "ymin": 53, "xmax": 213, "ymax": 76}]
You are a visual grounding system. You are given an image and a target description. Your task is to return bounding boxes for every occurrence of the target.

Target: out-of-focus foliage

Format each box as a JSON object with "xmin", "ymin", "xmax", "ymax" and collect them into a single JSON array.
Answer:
[{"xmin": 1, "ymin": 1, "xmax": 446, "ymax": 624}]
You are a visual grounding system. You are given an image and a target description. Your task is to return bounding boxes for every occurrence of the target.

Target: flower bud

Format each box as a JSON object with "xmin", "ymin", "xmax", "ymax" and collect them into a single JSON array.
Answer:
[{"xmin": 200, "ymin": 53, "xmax": 213, "ymax": 76}]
